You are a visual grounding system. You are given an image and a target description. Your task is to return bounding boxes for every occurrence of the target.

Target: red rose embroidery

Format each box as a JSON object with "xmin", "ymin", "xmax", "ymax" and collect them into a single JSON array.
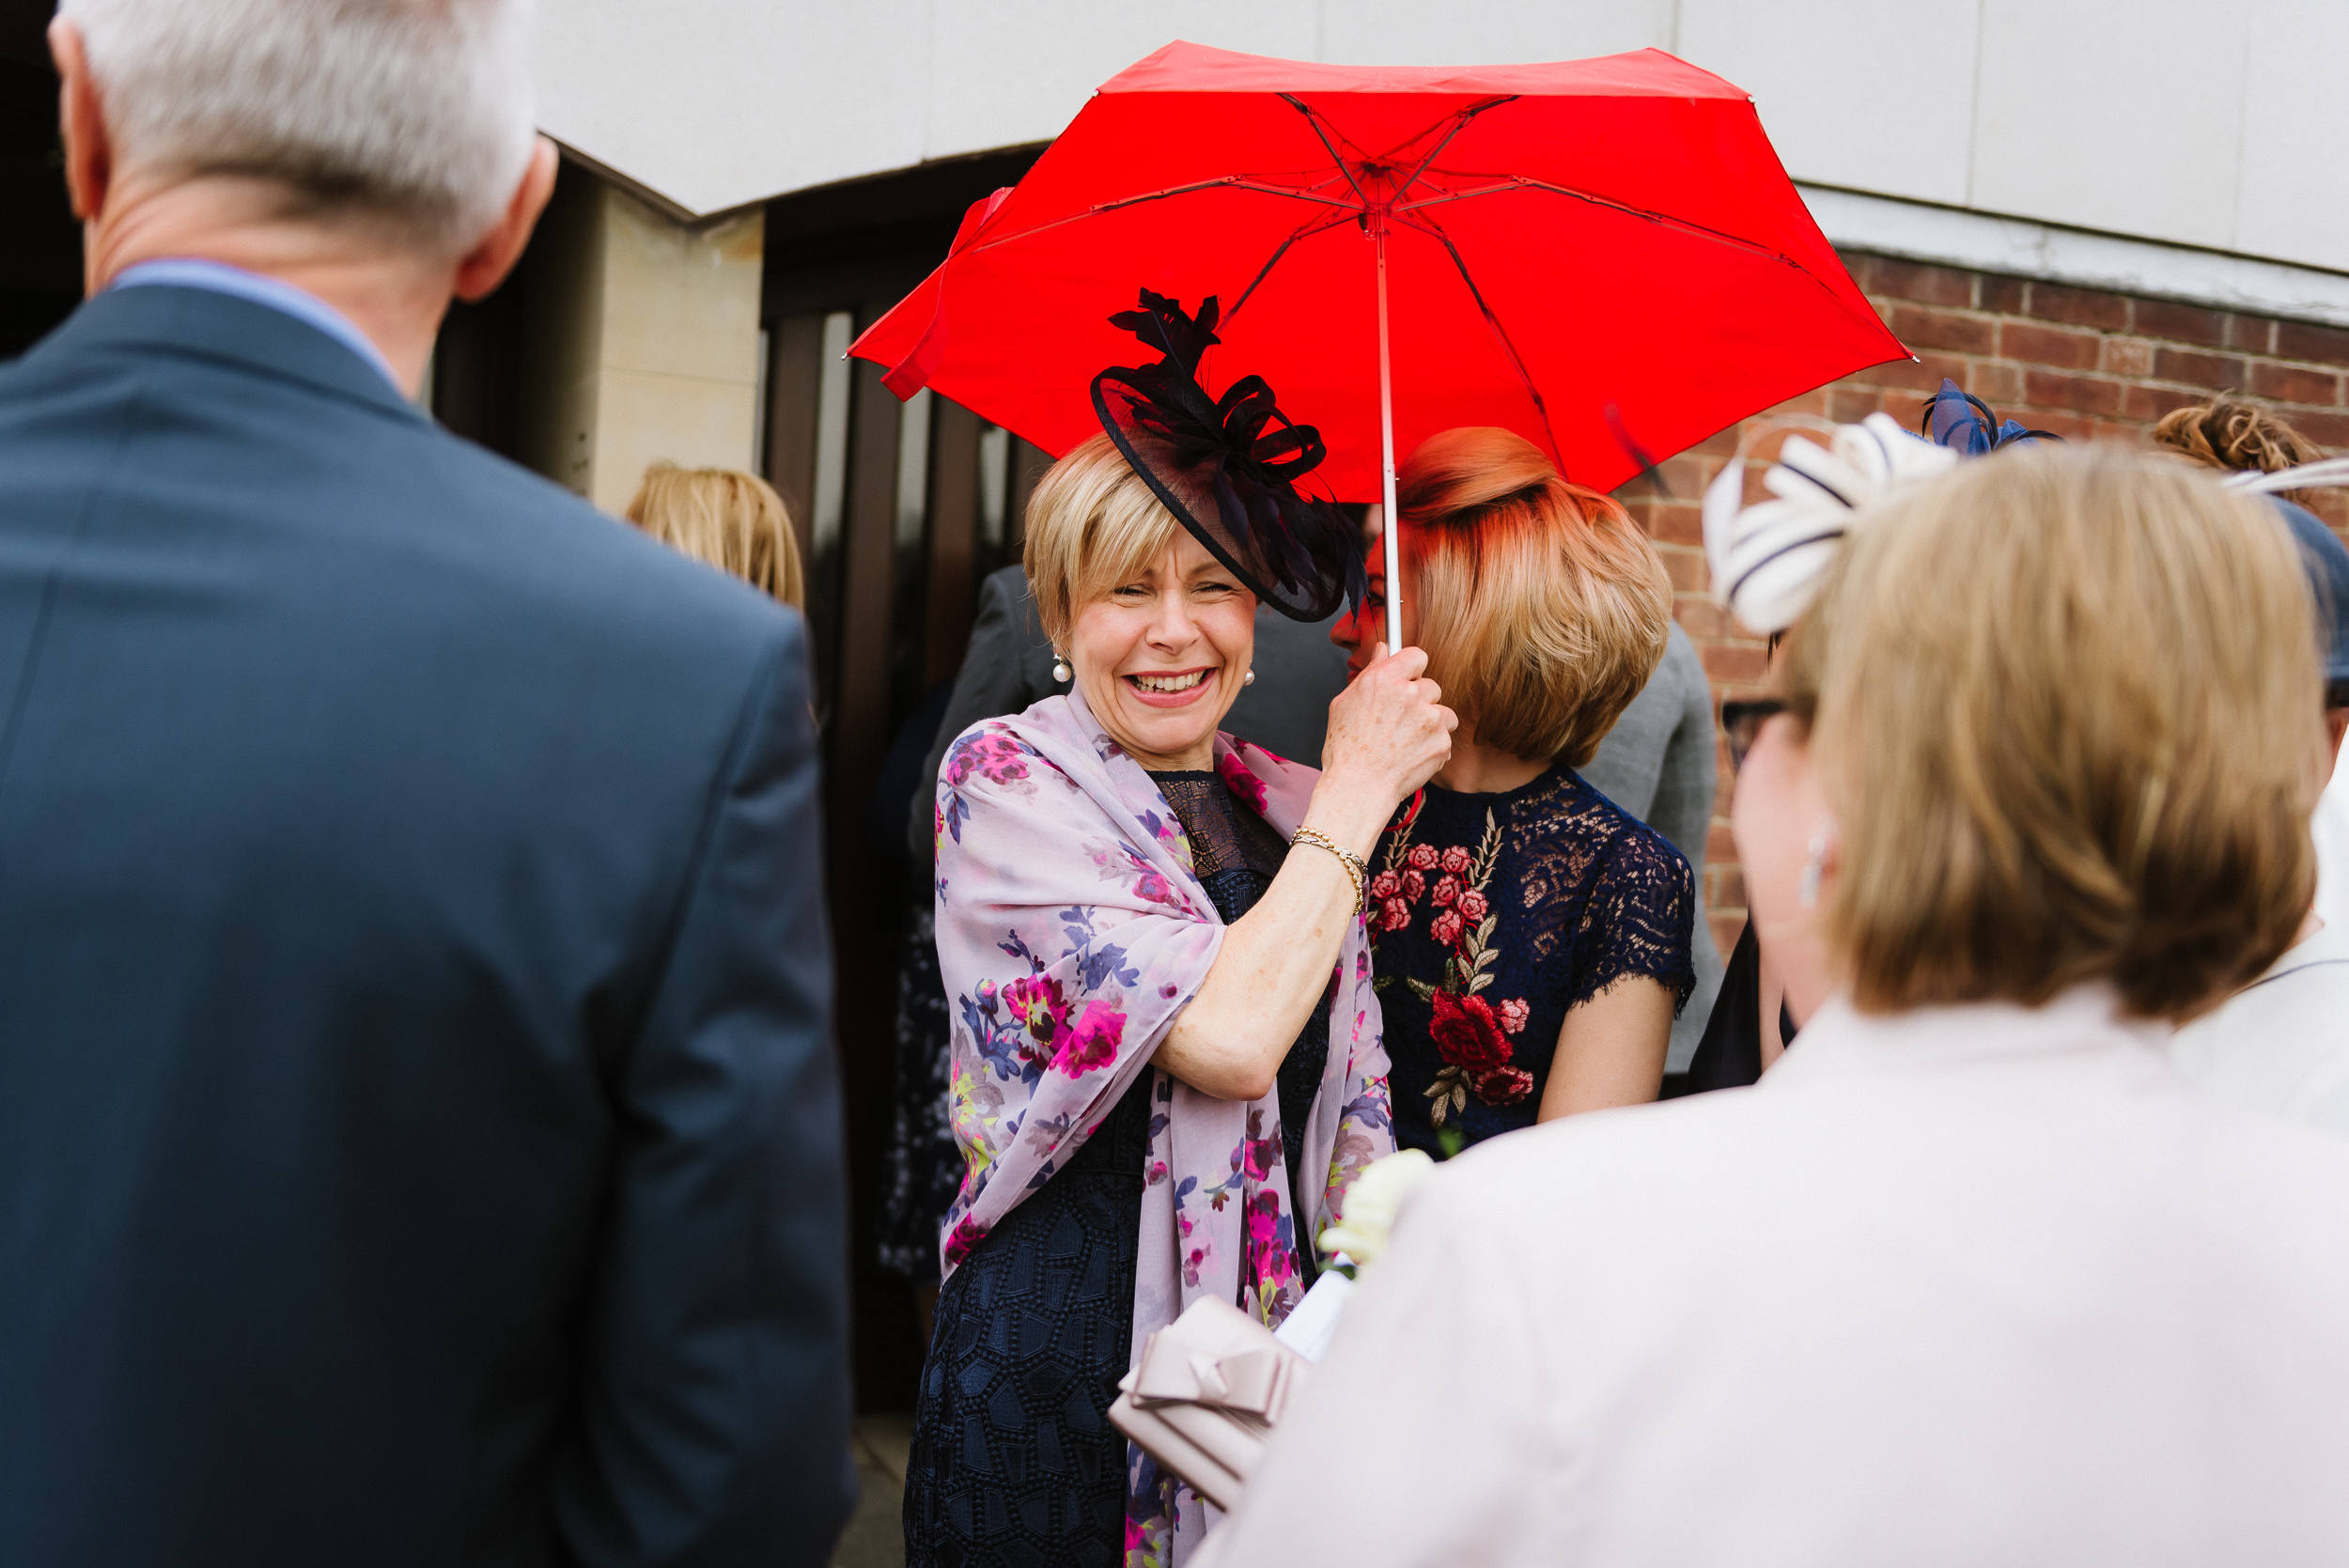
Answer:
[
  {"xmin": 1379, "ymin": 896, "xmax": 1411, "ymax": 932},
  {"xmin": 1429, "ymin": 989, "xmax": 1512, "ymax": 1072},
  {"xmin": 1431, "ymin": 873, "xmax": 1461, "ymax": 908},
  {"xmin": 1456, "ymin": 889, "xmax": 1489, "ymax": 924},
  {"xmin": 1439, "ymin": 846, "xmax": 1472, "ymax": 875},
  {"xmin": 1406, "ymin": 843, "xmax": 1439, "ymax": 872},
  {"xmin": 1369, "ymin": 869, "xmax": 1400, "ymax": 900},
  {"xmin": 1400, "ymin": 869, "xmax": 1426, "ymax": 901},
  {"xmin": 1472, "ymin": 1064, "xmax": 1535, "ymax": 1106},
  {"xmin": 1498, "ymin": 997, "xmax": 1530, "ymax": 1035},
  {"xmin": 1429, "ymin": 908, "xmax": 1465, "ymax": 946}
]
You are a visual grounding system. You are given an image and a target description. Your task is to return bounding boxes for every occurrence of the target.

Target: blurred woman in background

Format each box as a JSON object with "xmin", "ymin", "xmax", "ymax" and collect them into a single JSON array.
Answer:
[{"xmin": 624, "ymin": 461, "xmax": 806, "ymax": 610}]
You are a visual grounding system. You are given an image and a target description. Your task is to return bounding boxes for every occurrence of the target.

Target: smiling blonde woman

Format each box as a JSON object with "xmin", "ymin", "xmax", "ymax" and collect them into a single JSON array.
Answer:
[{"xmin": 902, "ymin": 296, "xmax": 1455, "ymax": 1568}]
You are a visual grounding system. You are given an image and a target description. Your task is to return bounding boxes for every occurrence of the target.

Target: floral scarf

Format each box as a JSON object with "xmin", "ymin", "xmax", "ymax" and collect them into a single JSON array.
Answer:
[{"xmin": 932, "ymin": 689, "xmax": 1392, "ymax": 1565}]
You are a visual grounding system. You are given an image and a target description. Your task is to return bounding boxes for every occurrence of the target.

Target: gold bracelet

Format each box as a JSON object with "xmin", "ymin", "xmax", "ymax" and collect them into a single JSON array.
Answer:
[{"xmin": 1290, "ymin": 826, "xmax": 1368, "ymax": 914}]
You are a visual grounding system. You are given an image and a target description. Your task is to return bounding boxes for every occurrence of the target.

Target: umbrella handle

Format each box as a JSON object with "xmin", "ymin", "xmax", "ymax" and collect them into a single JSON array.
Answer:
[{"xmin": 1377, "ymin": 224, "xmax": 1403, "ymax": 655}]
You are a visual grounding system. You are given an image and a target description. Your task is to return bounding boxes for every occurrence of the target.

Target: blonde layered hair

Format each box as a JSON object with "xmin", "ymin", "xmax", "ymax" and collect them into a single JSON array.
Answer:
[
  {"xmin": 1816, "ymin": 443, "xmax": 2321, "ymax": 1021},
  {"xmin": 1023, "ymin": 433, "xmax": 1185, "ymax": 646},
  {"xmin": 624, "ymin": 463, "xmax": 805, "ymax": 611},
  {"xmin": 1397, "ymin": 428, "xmax": 1672, "ymax": 765}
]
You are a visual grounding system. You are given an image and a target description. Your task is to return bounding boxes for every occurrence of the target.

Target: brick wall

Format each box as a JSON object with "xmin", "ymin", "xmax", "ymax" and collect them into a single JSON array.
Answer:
[{"xmin": 1619, "ymin": 251, "xmax": 2349, "ymax": 961}]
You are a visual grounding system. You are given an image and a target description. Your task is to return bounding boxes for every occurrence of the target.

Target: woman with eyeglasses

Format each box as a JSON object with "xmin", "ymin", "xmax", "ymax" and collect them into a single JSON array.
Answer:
[
  {"xmin": 1682, "ymin": 658, "xmax": 1835, "ymax": 1092},
  {"xmin": 1329, "ymin": 427, "xmax": 1695, "ymax": 1155}
]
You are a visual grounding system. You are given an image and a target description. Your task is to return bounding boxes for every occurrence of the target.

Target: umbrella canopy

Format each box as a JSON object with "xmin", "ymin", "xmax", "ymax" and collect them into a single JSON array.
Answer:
[{"xmin": 853, "ymin": 41, "xmax": 1908, "ymax": 505}]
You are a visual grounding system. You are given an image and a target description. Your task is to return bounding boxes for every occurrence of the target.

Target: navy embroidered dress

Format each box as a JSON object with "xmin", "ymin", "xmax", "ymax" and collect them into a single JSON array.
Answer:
[
  {"xmin": 1369, "ymin": 763, "xmax": 1696, "ymax": 1154},
  {"xmin": 903, "ymin": 769, "xmax": 1324, "ymax": 1567}
]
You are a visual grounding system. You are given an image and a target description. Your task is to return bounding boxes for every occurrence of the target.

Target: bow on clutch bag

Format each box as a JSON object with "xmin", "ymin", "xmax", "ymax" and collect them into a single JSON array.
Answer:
[{"xmin": 1109, "ymin": 1296, "xmax": 1315, "ymax": 1511}]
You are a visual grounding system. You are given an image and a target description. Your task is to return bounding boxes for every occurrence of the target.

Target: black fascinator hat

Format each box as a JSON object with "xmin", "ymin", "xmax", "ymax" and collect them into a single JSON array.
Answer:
[{"xmin": 1091, "ymin": 290, "xmax": 1364, "ymax": 621}]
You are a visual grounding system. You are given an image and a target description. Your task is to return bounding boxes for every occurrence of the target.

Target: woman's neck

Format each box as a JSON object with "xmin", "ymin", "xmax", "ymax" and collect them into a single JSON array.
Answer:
[{"xmin": 1431, "ymin": 732, "xmax": 1548, "ymax": 796}]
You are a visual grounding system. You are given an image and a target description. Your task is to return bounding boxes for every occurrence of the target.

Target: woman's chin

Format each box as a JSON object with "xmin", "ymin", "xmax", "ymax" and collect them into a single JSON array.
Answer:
[{"xmin": 1106, "ymin": 685, "xmax": 1233, "ymax": 763}]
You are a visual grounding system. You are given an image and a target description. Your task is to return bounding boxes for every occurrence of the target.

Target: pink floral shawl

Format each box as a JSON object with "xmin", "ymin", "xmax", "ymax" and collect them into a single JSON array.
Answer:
[{"xmin": 932, "ymin": 689, "xmax": 1392, "ymax": 1564}]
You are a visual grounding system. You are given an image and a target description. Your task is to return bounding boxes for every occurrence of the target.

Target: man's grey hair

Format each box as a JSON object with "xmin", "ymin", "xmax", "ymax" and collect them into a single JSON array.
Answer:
[{"xmin": 61, "ymin": 0, "xmax": 537, "ymax": 254}]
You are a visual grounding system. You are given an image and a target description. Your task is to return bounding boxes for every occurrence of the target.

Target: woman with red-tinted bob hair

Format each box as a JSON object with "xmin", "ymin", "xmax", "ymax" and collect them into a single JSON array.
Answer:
[{"xmin": 1332, "ymin": 427, "xmax": 1693, "ymax": 1157}]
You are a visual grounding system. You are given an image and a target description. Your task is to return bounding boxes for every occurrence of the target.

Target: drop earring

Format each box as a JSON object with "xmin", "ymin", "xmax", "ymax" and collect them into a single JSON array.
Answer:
[
  {"xmin": 1798, "ymin": 832, "xmax": 1828, "ymax": 909},
  {"xmin": 1051, "ymin": 652, "xmax": 1071, "ymax": 683},
  {"xmin": 1243, "ymin": 668, "xmax": 1256, "ymax": 686}
]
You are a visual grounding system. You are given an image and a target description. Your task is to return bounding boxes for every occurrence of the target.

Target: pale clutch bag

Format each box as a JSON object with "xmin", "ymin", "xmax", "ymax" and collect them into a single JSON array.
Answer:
[{"xmin": 1108, "ymin": 1295, "xmax": 1315, "ymax": 1511}]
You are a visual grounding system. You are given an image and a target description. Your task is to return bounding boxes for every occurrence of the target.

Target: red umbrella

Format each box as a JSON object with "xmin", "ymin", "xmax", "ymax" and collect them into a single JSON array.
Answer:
[{"xmin": 853, "ymin": 40, "xmax": 1907, "ymax": 647}]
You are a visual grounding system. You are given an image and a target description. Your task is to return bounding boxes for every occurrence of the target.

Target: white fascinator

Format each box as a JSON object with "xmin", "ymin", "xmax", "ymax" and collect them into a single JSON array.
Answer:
[{"xmin": 1703, "ymin": 411, "xmax": 1958, "ymax": 635}]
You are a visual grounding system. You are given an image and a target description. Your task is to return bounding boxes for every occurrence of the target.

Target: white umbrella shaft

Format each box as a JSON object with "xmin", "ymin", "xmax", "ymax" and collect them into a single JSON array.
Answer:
[{"xmin": 1377, "ymin": 226, "xmax": 1402, "ymax": 653}]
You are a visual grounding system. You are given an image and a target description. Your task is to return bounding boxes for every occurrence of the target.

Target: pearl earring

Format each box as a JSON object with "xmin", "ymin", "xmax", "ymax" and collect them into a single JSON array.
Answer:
[
  {"xmin": 1051, "ymin": 653, "xmax": 1071, "ymax": 683},
  {"xmin": 1798, "ymin": 832, "xmax": 1828, "ymax": 908},
  {"xmin": 1243, "ymin": 668, "xmax": 1255, "ymax": 686}
]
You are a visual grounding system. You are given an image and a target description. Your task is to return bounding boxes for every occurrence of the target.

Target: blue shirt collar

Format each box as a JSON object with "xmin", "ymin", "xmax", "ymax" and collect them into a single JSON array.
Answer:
[{"xmin": 109, "ymin": 258, "xmax": 402, "ymax": 391}]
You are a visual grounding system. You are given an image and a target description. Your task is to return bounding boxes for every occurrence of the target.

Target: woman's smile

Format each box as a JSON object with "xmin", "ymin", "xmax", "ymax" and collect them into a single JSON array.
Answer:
[{"xmin": 1123, "ymin": 666, "xmax": 1218, "ymax": 706}]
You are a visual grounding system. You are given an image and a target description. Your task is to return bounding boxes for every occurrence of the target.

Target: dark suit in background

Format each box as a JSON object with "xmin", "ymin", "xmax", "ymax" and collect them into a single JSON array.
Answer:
[{"xmin": 0, "ymin": 286, "xmax": 853, "ymax": 1566}]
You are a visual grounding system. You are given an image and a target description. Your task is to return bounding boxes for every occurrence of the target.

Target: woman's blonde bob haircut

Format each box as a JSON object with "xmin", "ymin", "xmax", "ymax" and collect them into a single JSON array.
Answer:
[
  {"xmin": 624, "ymin": 463, "xmax": 806, "ymax": 611},
  {"xmin": 1023, "ymin": 433, "xmax": 1190, "ymax": 646},
  {"xmin": 1397, "ymin": 427, "xmax": 1672, "ymax": 765},
  {"xmin": 1815, "ymin": 443, "xmax": 2323, "ymax": 1021}
]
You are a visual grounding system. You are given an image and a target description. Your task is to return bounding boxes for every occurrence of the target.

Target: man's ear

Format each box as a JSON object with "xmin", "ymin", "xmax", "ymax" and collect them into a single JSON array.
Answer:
[
  {"xmin": 454, "ymin": 137, "xmax": 558, "ymax": 303},
  {"xmin": 49, "ymin": 18, "xmax": 110, "ymax": 225}
]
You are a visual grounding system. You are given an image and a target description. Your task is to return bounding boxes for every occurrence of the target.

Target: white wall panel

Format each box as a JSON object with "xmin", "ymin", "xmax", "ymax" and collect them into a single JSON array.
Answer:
[
  {"xmin": 1675, "ymin": 0, "xmax": 1978, "ymax": 208},
  {"xmin": 536, "ymin": 0, "xmax": 929, "ymax": 216},
  {"xmin": 923, "ymin": 1, "xmax": 1319, "ymax": 163},
  {"xmin": 1311, "ymin": 0, "xmax": 1672, "ymax": 68},
  {"xmin": 2236, "ymin": 0, "xmax": 2349, "ymax": 274},
  {"xmin": 1970, "ymin": 0, "xmax": 2246, "ymax": 253},
  {"xmin": 531, "ymin": 0, "xmax": 2349, "ymax": 279}
]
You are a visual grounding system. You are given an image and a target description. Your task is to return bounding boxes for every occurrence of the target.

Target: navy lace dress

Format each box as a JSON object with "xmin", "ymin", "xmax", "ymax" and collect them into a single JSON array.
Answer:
[
  {"xmin": 903, "ymin": 768, "xmax": 1326, "ymax": 1568},
  {"xmin": 1369, "ymin": 763, "xmax": 1695, "ymax": 1155}
]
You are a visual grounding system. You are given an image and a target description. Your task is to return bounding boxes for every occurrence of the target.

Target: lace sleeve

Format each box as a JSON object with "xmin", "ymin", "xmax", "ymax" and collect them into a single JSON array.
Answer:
[{"xmin": 1567, "ymin": 826, "xmax": 1698, "ymax": 1015}]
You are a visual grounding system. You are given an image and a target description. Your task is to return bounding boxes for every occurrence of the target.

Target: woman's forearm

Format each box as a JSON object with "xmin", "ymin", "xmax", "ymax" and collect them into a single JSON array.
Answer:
[
  {"xmin": 1535, "ymin": 977, "xmax": 1672, "ymax": 1120},
  {"xmin": 1154, "ymin": 777, "xmax": 1393, "ymax": 1100},
  {"xmin": 1154, "ymin": 844, "xmax": 1358, "ymax": 1100}
]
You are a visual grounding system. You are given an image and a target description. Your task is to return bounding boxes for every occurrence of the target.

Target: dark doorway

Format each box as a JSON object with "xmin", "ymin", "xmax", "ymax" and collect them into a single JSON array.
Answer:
[{"xmin": 760, "ymin": 145, "xmax": 1054, "ymax": 1411}]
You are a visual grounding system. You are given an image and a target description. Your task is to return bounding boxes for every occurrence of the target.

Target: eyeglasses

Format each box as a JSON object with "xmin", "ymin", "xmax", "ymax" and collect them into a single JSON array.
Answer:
[{"xmin": 1720, "ymin": 698, "xmax": 1788, "ymax": 774}]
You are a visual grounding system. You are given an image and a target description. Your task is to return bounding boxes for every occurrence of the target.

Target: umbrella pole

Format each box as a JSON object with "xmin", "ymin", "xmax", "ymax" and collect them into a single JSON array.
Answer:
[{"xmin": 1377, "ymin": 225, "xmax": 1403, "ymax": 653}]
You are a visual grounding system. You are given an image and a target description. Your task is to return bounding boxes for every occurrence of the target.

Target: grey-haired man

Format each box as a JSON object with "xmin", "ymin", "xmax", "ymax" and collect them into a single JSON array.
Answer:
[{"xmin": 0, "ymin": 4, "xmax": 853, "ymax": 1563}]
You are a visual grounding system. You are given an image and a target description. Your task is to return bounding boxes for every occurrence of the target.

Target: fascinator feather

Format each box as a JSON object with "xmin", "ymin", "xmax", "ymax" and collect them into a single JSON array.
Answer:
[
  {"xmin": 1092, "ymin": 290, "xmax": 1363, "ymax": 621},
  {"xmin": 1703, "ymin": 412, "xmax": 1957, "ymax": 634}
]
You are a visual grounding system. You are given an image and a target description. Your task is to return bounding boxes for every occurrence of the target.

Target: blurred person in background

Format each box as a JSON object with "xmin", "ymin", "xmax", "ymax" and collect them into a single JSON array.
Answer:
[
  {"xmin": 2150, "ymin": 395, "xmax": 2349, "ymax": 938},
  {"xmin": 0, "ymin": 3, "xmax": 851, "ymax": 1563},
  {"xmin": 1331, "ymin": 427, "xmax": 1695, "ymax": 1152},
  {"xmin": 2155, "ymin": 401, "xmax": 2349, "ymax": 1134},
  {"xmin": 624, "ymin": 460, "xmax": 807, "ymax": 610},
  {"xmin": 1206, "ymin": 444, "xmax": 2349, "ymax": 1565}
]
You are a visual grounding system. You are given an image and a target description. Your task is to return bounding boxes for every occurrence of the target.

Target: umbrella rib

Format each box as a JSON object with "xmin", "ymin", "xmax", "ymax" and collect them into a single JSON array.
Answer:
[
  {"xmin": 956, "ymin": 178, "xmax": 1361, "ymax": 260},
  {"xmin": 1400, "ymin": 176, "xmax": 1797, "ymax": 269},
  {"xmin": 1392, "ymin": 98, "xmax": 1518, "ymax": 199},
  {"xmin": 1280, "ymin": 94, "xmax": 1376, "ymax": 211},
  {"xmin": 1223, "ymin": 210, "xmax": 1363, "ymax": 326},
  {"xmin": 1394, "ymin": 209, "xmax": 1564, "ymax": 473}
]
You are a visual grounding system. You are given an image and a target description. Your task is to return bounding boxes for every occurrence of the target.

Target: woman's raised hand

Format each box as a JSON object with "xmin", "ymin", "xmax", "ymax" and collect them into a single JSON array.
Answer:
[{"xmin": 1311, "ymin": 644, "xmax": 1457, "ymax": 856}]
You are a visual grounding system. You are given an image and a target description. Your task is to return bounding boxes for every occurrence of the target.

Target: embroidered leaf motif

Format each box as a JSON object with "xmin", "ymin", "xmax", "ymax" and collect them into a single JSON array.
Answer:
[{"xmin": 1405, "ymin": 976, "xmax": 1437, "ymax": 1001}]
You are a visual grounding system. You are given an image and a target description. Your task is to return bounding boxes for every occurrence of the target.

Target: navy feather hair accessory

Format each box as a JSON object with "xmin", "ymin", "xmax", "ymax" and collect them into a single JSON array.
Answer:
[
  {"xmin": 1920, "ymin": 378, "xmax": 2061, "ymax": 455},
  {"xmin": 1091, "ymin": 289, "xmax": 1363, "ymax": 622}
]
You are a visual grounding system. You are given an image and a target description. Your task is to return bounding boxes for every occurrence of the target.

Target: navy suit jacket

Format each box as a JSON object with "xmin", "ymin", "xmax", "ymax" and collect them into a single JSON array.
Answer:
[{"xmin": 0, "ymin": 286, "xmax": 853, "ymax": 1566}]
